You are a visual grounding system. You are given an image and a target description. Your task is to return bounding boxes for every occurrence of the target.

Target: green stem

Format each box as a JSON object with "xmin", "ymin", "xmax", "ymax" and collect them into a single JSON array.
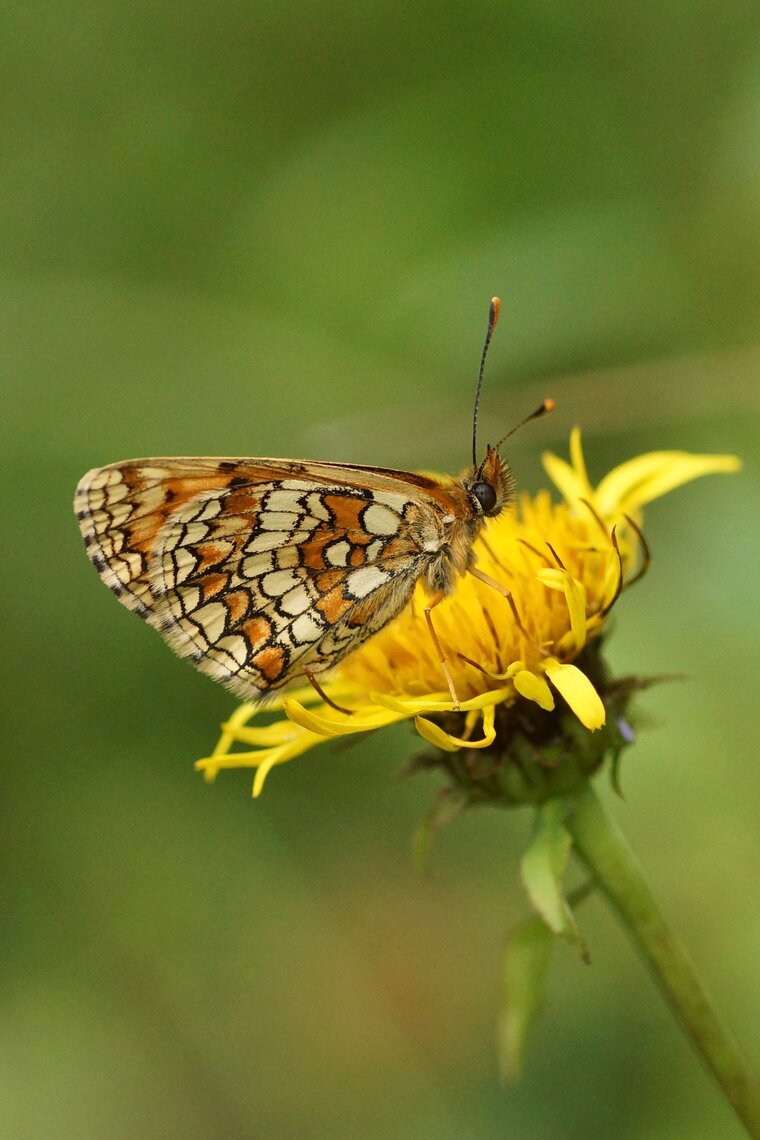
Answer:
[{"xmin": 566, "ymin": 784, "xmax": 760, "ymax": 1138}]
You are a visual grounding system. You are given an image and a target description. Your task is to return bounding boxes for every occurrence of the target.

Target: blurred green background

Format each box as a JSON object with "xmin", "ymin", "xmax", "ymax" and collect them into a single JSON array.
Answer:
[{"xmin": 3, "ymin": 2, "xmax": 760, "ymax": 1137}]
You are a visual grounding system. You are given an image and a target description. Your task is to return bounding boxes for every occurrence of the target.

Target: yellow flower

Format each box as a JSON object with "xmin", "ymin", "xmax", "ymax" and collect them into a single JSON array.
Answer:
[{"xmin": 196, "ymin": 431, "xmax": 739, "ymax": 797}]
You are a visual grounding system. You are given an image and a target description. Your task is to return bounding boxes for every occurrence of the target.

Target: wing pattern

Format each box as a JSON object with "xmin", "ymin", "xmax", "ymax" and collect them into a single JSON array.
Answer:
[{"xmin": 75, "ymin": 458, "xmax": 451, "ymax": 699}]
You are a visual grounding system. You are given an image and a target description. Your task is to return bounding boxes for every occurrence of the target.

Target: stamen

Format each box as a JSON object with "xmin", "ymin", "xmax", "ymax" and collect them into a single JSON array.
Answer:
[
  {"xmin": 518, "ymin": 538, "xmax": 555, "ymax": 566},
  {"xmin": 622, "ymin": 514, "xmax": 651, "ymax": 588},
  {"xmin": 545, "ymin": 542, "xmax": 566, "ymax": 570},
  {"xmin": 469, "ymin": 565, "xmax": 535, "ymax": 645},
  {"xmin": 599, "ymin": 526, "xmax": 624, "ymax": 617},
  {"xmin": 456, "ymin": 651, "xmax": 513, "ymax": 681},
  {"xmin": 304, "ymin": 667, "xmax": 353, "ymax": 716},
  {"xmin": 579, "ymin": 497, "xmax": 611, "ymax": 541}
]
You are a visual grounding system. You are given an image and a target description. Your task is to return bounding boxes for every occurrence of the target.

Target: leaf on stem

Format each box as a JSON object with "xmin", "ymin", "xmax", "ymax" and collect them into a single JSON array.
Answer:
[{"xmin": 520, "ymin": 800, "xmax": 590, "ymax": 962}]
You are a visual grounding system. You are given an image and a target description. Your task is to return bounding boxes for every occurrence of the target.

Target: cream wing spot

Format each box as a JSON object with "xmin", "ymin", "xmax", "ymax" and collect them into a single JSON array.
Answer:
[
  {"xmin": 191, "ymin": 602, "xmax": 227, "ymax": 644},
  {"xmin": 171, "ymin": 547, "xmax": 198, "ymax": 584},
  {"xmin": 261, "ymin": 569, "xmax": 301, "ymax": 597},
  {"xmin": 213, "ymin": 635, "xmax": 249, "ymax": 669},
  {"xmin": 88, "ymin": 468, "xmax": 122, "ymax": 491},
  {"xmin": 172, "ymin": 586, "xmax": 201, "ymax": 615},
  {"xmin": 196, "ymin": 499, "xmax": 223, "ymax": 522},
  {"xmin": 326, "ymin": 540, "xmax": 351, "ymax": 567},
  {"xmin": 103, "ymin": 502, "xmax": 133, "ymax": 527},
  {"xmin": 210, "ymin": 514, "xmax": 250, "ymax": 539},
  {"xmin": 138, "ymin": 466, "xmax": 171, "ymax": 481},
  {"xmin": 373, "ymin": 491, "xmax": 410, "ymax": 510},
  {"xmin": 107, "ymin": 482, "xmax": 131, "ymax": 505},
  {"xmin": 99, "ymin": 532, "xmax": 125, "ymax": 557},
  {"xmin": 85, "ymin": 488, "xmax": 106, "ymax": 510},
  {"xmin": 305, "ymin": 492, "xmax": 331, "ymax": 521},
  {"xmin": 280, "ymin": 585, "xmax": 312, "ymax": 616},
  {"xmin": 347, "ymin": 566, "xmax": 391, "ymax": 598},
  {"xmin": 122, "ymin": 551, "xmax": 144, "ymax": 578},
  {"xmin": 240, "ymin": 552, "xmax": 276, "ymax": 579},
  {"xmin": 280, "ymin": 479, "xmax": 313, "ymax": 491},
  {"xmin": 181, "ymin": 521, "xmax": 211, "ymax": 545},
  {"xmin": 363, "ymin": 502, "xmax": 400, "ymax": 536},
  {"xmin": 136, "ymin": 486, "xmax": 167, "ymax": 515},
  {"xmin": 265, "ymin": 489, "xmax": 305, "ymax": 513},
  {"xmin": 244, "ymin": 531, "xmax": 282, "ymax": 554},
  {"xmin": 291, "ymin": 613, "xmax": 323, "ymax": 644},
  {"xmin": 260, "ymin": 511, "xmax": 300, "ymax": 531},
  {"xmin": 161, "ymin": 528, "xmax": 182, "ymax": 552},
  {"xmin": 104, "ymin": 550, "xmax": 142, "ymax": 586},
  {"xmin": 275, "ymin": 546, "xmax": 300, "ymax": 569}
]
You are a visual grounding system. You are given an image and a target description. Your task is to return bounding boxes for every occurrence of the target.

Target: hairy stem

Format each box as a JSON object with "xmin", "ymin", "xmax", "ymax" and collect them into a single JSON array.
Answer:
[{"xmin": 566, "ymin": 784, "xmax": 760, "ymax": 1137}]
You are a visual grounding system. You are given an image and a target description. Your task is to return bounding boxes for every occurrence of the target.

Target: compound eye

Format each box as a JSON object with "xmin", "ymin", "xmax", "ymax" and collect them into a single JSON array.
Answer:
[{"xmin": 472, "ymin": 481, "xmax": 498, "ymax": 514}]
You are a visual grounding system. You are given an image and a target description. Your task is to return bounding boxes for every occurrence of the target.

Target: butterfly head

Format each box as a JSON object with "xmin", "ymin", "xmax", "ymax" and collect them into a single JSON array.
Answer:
[
  {"xmin": 465, "ymin": 396, "xmax": 555, "ymax": 519},
  {"xmin": 464, "ymin": 445, "xmax": 514, "ymax": 519}
]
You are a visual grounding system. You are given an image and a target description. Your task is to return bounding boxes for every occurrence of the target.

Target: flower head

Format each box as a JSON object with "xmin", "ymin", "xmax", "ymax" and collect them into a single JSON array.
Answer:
[{"xmin": 196, "ymin": 431, "xmax": 739, "ymax": 799}]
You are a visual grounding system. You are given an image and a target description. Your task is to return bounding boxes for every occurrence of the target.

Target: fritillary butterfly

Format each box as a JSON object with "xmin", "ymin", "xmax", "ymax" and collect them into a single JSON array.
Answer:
[{"xmin": 74, "ymin": 299, "xmax": 552, "ymax": 707}]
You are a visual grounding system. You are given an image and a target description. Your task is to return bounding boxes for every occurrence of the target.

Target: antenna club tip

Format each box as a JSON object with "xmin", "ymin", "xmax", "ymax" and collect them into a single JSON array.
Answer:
[
  {"xmin": 543, "ymin": 398, "xmax": 556, "ymax": 414},
  {"xmin": 489, "ymin": 296, "xmax": 501, "ymax": 326}
]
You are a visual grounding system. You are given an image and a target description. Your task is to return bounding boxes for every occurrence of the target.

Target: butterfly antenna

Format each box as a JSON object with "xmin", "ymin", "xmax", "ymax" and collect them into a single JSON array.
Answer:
[
  {"xmin": 471, "ymin": 296, "xmax": 501, "ymax": 469},
  {"xmin": 494, "ymin": 398, "xmax": 556, "ymax": 451}
]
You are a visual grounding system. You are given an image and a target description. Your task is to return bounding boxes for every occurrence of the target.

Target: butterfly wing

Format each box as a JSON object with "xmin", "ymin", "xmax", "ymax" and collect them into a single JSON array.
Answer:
[
  {"xmin": 75, "ymin": 458, "xmax": 457, "ymax": 699},
  {"xmin": 75, "ymin": 458, "xmax": 242, "ymax": 617}
]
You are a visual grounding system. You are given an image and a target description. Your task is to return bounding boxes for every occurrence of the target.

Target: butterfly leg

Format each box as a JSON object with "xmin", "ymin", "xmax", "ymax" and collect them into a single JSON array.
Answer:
[
  {"xmin": 468, "ymin": 565, "xmax": 531, "ymax": 641},
  {"xmin": 304, "ymin": 667, "xmax": 353, "ymax": 716},
  {"xmin": 424, "ymin": 591, "xmax": 461, "ymax": 710}
]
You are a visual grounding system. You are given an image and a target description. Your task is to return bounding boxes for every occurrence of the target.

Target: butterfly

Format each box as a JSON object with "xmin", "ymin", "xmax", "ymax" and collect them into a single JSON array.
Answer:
[{"xmin": 74, "ymin": 298, "xmax": 553, "ymax": 709}]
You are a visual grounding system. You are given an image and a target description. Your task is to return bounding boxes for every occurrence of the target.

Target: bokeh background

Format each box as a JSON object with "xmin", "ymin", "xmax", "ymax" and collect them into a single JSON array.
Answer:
[{"xmin": 4, "ymin": 3, "xmax": 760, "ymax": 1137}]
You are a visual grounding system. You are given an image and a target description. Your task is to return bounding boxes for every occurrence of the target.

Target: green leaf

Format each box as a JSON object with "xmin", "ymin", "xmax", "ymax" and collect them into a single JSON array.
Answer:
[
  {"xmin": 497, "ymin": 914, "xmax": 554, "ymax": 1086},
  {"xmin": 520, "ymin": 800, "xmax": 590, "ymax": 962}
]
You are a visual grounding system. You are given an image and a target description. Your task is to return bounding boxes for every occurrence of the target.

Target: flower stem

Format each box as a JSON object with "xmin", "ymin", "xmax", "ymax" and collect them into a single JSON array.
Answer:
[{"xmin": 566, "ymin": 784, "xmax": 760, "ymax": 1137}]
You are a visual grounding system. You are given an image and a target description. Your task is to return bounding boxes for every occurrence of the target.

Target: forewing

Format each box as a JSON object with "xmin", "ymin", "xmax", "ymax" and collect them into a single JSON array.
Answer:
[{"xmin": 75, "ymin": 459, "xmax": 449, "ymax": 699}]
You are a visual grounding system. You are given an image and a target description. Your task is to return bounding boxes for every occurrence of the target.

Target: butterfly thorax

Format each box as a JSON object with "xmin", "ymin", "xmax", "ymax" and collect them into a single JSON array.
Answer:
[{"xmin": 419, "ymin": 447, "xmax": 514, "ymax": 595}]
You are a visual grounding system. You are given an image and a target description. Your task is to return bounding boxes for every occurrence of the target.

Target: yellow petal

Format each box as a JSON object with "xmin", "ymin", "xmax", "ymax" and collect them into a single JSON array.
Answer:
[
  {"xmin": 543, "ymin": 660, "xmax": 605, "ymax": 730},
  {"xmin": 415, "ymin": 705, "xmax": 497, "ymax": 751},
  {"xmin": 542, "ymin": 427, "xmax": 594, "ymax": 504},
  {"xmin": 196, "ymin": 731, "xmax": 313, "ymax": 778},
  {"xmin": 569, "ymin": 427, "xmax": 591, "ymax": 490},
  {"xmin": 513, "ymin": 670, "xmax": 555, "ymax": 710},
  {"xmin": 414, "ymin": 717, "xmax": 466, "ymax": 752},
  {"xmin": 595, "ymin": 451, "xmax": 741, "ymax": 518},
  {"xmin": 217, "ymin": 719, "xmax": 298, "ymax": 746},
  {"xmin": 252, "ymin": 753, "xmax": 284, "ymax": 798},
  {"xmin": 284, "ymin": 698, "xmax": 399, "ymax": 737},
  {"xmin": 541, "ymin": 453, "xmax": 588, "ymax": 505},
  {"xmin": 370, "ymin": 691, "xmax": 453, "ymax": 715},
  {"xmin": 372, "ymin": 689, "xmax": 510, "ymax": 715},
  {"xmin": 535, "ymin": 568, "xmax": 566, "ymax": 591}
]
